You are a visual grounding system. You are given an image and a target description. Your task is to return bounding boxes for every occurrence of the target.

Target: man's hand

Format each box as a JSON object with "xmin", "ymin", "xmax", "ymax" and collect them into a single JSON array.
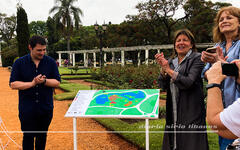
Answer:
[
  {"xmin": 206, "ymin": 61, "xmax": 226, "ymax": 84},
  {"xmin": 34, "ymin": 74, "xmax": 46, "ymax": 84}
]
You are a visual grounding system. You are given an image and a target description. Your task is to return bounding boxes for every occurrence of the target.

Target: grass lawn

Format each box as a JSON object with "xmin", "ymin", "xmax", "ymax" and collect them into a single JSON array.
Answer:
[
  {"xmin": 54, "ymin": 80, "xmax": 91, "ymax": 100},
  {"xmin": 58, "ymin": 67, "xmax": 91, "ymax": 75},
  {"xmin": 61, "ymin": 75, "xmax": 92, "ymax": 80},
  {"xmin": 94, "ymin": 118, "xmax": 165, "ymax": 149}
]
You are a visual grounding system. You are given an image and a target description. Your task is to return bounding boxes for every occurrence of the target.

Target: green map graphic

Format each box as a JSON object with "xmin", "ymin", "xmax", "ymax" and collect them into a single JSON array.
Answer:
[{"xmin": 85, "ymin": 89, "xmax": 159, "ymax": 118}]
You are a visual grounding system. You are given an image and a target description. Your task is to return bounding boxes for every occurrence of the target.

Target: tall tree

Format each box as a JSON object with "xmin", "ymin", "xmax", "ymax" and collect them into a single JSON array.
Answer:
[
  {"xmin": 46, "ymin": 17, "xmax": 60, "ymax": 58},
  {"xmin": 16, "ymin": 6, "xmax": 30, "ymax": 57},
  {"xmin": 29, "ymin": 21, "xmax": 47, "ymax": 36},
  {"xmin": 0, "ymin": 13, "xmax": 17, "ymax": 46},
  {"xmin": 128, "ymin": 0, "xmax": 187, "ymax": 43},
  {"xmin": 49, "ymin": 0, "xmax": 83, "ymax": 53}
]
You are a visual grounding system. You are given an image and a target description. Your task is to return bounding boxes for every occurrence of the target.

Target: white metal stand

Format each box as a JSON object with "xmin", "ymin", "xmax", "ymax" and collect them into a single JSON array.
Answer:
[
  {"xmin": 146, "ymin": 119, "xmax": 149, "ymax": 150},
  {"xmin": 73, "ymin": 117, "xmax": 77, "ymax": 150}
]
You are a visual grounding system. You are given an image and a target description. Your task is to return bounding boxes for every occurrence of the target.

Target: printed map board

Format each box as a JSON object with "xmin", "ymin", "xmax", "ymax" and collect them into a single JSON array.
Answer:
[{"xmin": 65, "ymin": 89, "xmax": 160, "ymax": 119}]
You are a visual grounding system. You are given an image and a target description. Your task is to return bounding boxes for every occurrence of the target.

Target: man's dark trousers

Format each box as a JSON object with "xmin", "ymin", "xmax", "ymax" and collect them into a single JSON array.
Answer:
[{"xmin": 19, "ymin": 109, "xmax": 53, "ymax": 150}]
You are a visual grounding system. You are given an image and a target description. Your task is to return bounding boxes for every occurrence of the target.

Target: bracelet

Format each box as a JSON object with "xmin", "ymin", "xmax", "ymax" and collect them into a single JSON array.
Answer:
[{"xmin": 206, "ymin": 83, "xmax": 221, "ymax": 90}]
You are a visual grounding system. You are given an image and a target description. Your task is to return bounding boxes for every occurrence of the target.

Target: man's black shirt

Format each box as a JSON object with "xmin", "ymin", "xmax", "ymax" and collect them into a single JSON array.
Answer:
[{"xmin": 10, "ymin": 54, "xmax": 61, "ymax": 113}]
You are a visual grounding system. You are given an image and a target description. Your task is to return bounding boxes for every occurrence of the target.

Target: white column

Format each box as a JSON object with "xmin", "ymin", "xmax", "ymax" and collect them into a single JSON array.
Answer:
[
  {"xmin": 112, "ymin": 52, "xmax": 115, "ymax": 65},
  {"xmin": 70, "ymin": 53, "xmax": 73, "ymax": 65},
  {"xmin": 121, "ymin": 50, "xmax": 125, "ymax": 66},
  {"xmin": 138, "ymin": 50, "xmax": 141, "ymax": 66},
  {"xmin": 73, "ymin": 53, "xmax": 76, "ymax": 66},
  {"xmin": 93, "ymin": 52, "xmax": 96, "ymax": 67},
  {"xmin": 84, "ymin": 53, "xmax": 87, "ymax": 67},
  {"xmin": 145, "ymin": 49, "xmax": 149, "ymax": 65},
  {"xmin": 58, "ymin": 53, "xmax": 62, "ymax": 67},
  {"xmin": 86, "ymin": 53, "xmax": 89, "ymax": 67},
  {"xmin": 104, "ymin": 52, "xmax": 107, "ymax": 66},
  {"xmin": 84, "ymin": 53, "xmax": 89, "ymax": 67}
]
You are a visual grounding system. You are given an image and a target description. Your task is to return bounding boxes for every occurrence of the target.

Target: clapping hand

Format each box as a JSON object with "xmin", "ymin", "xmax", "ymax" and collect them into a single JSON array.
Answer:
[
  {"xmin": 155, "ymin": 52, "xmax": 170, "ymax": 72},
  {"xmin": 34, "ymin": 74, "xmax": 46, "ymax": 84}
]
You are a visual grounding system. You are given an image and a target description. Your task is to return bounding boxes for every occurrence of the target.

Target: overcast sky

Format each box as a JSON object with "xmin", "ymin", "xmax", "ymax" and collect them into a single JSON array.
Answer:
[{"xmin": 0, "ymin": 0, "xmax": 240, "ymax": 26}]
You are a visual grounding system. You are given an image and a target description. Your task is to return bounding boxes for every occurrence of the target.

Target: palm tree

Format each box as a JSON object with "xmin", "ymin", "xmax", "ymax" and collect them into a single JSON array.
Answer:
[{"xmin": 49, "ymin": 0, "xmax": 83, "ymax": 53}]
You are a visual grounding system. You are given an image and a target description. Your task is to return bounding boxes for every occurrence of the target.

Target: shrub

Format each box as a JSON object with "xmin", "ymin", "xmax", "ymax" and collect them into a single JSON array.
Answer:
[
  {"xmin": 91, "ymin": 64, "xmax": 160, "ymax": 89},
  {"xmin": 1, "ymin": 45, "xmax": 18, "ymax": 67},
  {"xmin": 159, "ymin": 106, "xmax": 166, "ymax": 118}
]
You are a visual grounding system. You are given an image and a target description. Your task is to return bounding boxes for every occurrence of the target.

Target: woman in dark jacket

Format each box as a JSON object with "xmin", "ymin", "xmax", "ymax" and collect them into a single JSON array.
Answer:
[{"xmin": 155, "ymin": 29, "xmax": 209, "ymax": 150}]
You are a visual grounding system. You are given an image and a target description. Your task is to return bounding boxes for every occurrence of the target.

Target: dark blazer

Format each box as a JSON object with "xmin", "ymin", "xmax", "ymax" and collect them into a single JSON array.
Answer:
[{"xmin": 159, "ymin": 52, "xmax": 209, "ymax": 150}]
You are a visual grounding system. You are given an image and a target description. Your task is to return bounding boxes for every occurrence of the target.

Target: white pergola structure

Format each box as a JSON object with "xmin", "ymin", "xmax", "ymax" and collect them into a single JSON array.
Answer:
[{"xmin": 56, "ymin": 43, "xmax": 214, "ymax": 67}]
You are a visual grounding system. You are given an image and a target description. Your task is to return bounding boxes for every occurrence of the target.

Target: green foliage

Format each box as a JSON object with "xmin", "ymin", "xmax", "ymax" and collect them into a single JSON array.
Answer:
[
  {"xmin": 1, "ymin": 41, "xmax": 18, "ymax": 66},
  {"xmin": 0, "ymin": 13, "xmax": 17, "ymax": 46},
  {"xmin": 158, "ymin": 106, "xmax": 166, "ymax": 118},
  {"xmin": 91, "ymin": 65, "xmax": 160, "ymax": 89},
  {"xmin": 126, "ymin": 0, "xmax": 186, "ymax": 43},
  {"xmin": 74, "ymin": 26, "xmax": 98, "ymax": 49},
  {"xmin": 58, "ymin": 67, "xmax": 90, "ymax": 75},
  {"xmin": 46, "ymin": 17, "xmax": 60, "ymax": 59},
  {"xmin": 48, "ymin": 25, "xmax": 97, "ymax": 52},
  {"xmin": 84, "ymin": 79, "xmax": 118, "ymax": 88},
  {"xmin": 160, "ymin": 94, "xmax": 166, "ymax": 100},
  {"xmin": 54, "ymin": 91, "xmax": 78, "ymax": 101},
  {"xmin": 4, "ymin": 0, "xmax": 232, "ymax": 59},
  {"xmin": 49, "ymin": 0, "xmax": 83, "ymax": 52},
  {"xmin": 183, "ymin": 0, "xmax": 232, "ymax": 43},
  {"xmin": 43, "ymin": 0, "xmax": 232, "ymax": 58},
  {"xmin": 68, "ymin": 66, "xmax": 81, "ymax": 74},
  {"xmin": 61, "ymin": 75, "xmax": 92, "ymax": 80},
  {"xmin": 94, "ymin": 118, "xmax": 165, "ymax": 149},
  {"xmin": 16, "ymin": 6, "xmax": 30, "ymax": 57},
  {"xmin": 208, "ymin": 131, "xmax": 220, "ymax": 150},
  {"xmin": 95, "ymin": 117, "xmax": 219, "ymax": 150},
  {"xmin": 29, "ymin": 21, "xmax": 47, "ymax": 36}
]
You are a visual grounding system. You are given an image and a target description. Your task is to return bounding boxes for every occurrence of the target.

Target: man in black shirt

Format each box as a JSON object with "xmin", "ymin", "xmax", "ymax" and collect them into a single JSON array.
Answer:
[{"xmin": 10, "ymin": 35, "xmax": 61, "ymax": 150}]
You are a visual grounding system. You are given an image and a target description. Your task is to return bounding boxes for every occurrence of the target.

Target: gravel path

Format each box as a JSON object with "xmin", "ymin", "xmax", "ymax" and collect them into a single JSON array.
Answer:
[{"xmin": 0, "ymin": 67, "xmax": 138, "ymax": 150}]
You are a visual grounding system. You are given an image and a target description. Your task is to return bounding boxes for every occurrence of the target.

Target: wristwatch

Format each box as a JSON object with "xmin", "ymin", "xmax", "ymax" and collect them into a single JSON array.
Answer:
[
  {"xmin": 43, "ymin": 78, "xmax": 47, "ymax": 85},
  {"xmin": 206, "ymin": 83, "xmax": 221, "ymax": 90}
]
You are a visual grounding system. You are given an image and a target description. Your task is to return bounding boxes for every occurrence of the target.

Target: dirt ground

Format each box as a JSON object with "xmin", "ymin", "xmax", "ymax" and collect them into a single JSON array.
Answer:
[{"xmin": 0, "ymin": 67, "xmax": 139, "ymax": 150}]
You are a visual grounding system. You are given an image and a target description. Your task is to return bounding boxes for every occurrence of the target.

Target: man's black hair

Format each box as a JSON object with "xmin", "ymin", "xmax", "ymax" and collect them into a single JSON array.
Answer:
[{"xmin": 29, "ymin": 35, "xmax": 46, "ymax": 49}]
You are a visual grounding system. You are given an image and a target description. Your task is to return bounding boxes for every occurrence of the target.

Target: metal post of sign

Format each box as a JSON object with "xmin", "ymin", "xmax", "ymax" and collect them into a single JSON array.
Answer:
[
  {"xmin": 146, "ymin": 119, "xmax": 149, "ymax": 150},
  {"xmin": 73, "ymin": 117, "xmax": 77, "ymax": 150}
]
